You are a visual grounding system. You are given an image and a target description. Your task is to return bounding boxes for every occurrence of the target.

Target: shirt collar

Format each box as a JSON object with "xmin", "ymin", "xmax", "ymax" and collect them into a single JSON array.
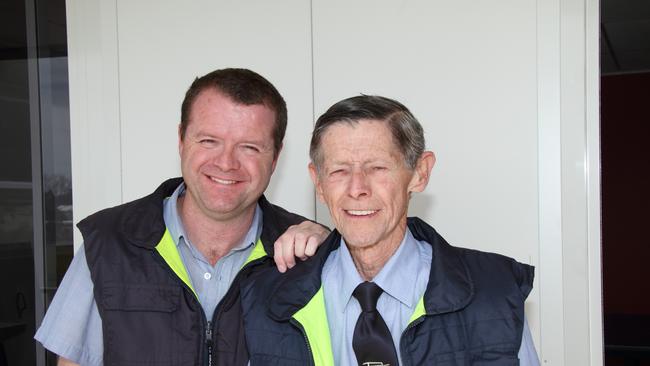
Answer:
[
  {"xmin": 373, "ymin": 229, "xmax": 419, "ymax": 307},
  {"xmin": 333, "ymin": 239, "xmax": 365, "ymax": 313},
  {"xmin": 335, "ymin": 228, "xmax": 421, "ymax": 311},
  {"xmin": 162, "ymin": 182, "xmax": 262, "ymax": 253}
]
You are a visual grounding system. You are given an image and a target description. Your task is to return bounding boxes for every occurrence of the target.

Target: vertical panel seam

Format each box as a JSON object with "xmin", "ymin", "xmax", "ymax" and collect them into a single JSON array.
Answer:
[
  {"xmin": 310, "ymin": 0, "xmax": 317, "ymax": 220},
  {"xmin": 537, "ymin": 0, "xmax": 566, "ymax": 361},
  {"xmin": 583, "ymin": 0, "xmax": 602, "ymax": 363},
  {"xmin": 114, "ymin": 0, "xmax": 124, "ymax": 202}
]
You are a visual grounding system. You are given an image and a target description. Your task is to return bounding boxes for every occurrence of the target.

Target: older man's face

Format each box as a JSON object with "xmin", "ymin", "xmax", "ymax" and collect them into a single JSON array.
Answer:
[{"xmin": 309, "ymin": 120, "xmax": 432, "ymax": 252}]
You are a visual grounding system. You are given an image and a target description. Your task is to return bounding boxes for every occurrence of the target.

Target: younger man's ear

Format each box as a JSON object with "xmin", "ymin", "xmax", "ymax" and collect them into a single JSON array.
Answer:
[
  {"xmin": 177, "ymin": 123, "xmax": 184, "ymax": 155},
  {"xmin": 271, "ymin": 143, "xmax": 283, "ymax": 172}
]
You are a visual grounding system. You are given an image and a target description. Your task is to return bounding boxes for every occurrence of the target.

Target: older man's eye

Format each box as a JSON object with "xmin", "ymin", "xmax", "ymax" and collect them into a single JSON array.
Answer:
[{"xmin": 329, "ymin": 169, "xmax": 346, "ymax": 176}]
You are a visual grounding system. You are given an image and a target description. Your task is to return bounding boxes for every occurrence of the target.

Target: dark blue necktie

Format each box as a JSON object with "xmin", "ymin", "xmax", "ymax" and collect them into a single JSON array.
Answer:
[{"xmin": 352, "ymin": 281, "xmax": 399, "ymax": 366}]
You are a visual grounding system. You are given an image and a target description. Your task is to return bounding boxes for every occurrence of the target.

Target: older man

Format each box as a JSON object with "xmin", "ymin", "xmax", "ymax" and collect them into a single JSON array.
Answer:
[
  {"xmin": 239, "ymin": 95, "xmax": 539, "ymax": 365},
  {"xmin": 35, "ymin": 68, "xmax": 328, "ymax": 366}
]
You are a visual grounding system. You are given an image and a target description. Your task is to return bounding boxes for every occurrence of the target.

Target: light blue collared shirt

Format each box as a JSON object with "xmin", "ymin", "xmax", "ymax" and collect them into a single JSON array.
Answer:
[
  {"xmin": 164, "ymin": 183, "xmax": 261, "ymax": 317},
  {"xmin": 35, "ymin": 182, "xmax": 262, "ymax": 366},
  {"xmin": 321, "ymin": 228, "xmax": 540, "ymax": 366}
]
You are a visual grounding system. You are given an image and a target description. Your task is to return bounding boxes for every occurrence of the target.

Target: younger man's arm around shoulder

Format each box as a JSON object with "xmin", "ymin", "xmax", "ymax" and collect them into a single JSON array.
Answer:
[{"xmin": 273, "ymin": 220, "xmax": 329, "ymax": 272}]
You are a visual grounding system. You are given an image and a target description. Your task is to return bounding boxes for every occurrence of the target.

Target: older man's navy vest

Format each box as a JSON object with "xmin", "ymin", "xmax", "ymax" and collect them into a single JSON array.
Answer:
[{"xmin": 239, "ymin": 217, "xmax": 534, "ymax": 366}]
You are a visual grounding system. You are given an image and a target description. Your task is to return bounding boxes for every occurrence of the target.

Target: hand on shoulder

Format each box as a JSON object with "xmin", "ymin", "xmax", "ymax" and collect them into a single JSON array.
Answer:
[{"xmin": 273, "ymin": 220, "xmax": 329, "ymax": 272}]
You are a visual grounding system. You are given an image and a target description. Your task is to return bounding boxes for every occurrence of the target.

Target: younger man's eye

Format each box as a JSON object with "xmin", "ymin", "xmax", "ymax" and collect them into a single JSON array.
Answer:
[
  {"xmin": 243, "ymin": 145, "xmax": 260, "ymax": 153},
  {"xmin": 199, "ymin": 139, "xmax": 217, "ymax": 147}
]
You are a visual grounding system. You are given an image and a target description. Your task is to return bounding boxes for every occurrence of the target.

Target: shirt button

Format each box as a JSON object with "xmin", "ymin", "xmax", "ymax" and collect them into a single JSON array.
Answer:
[{"xmin": 203, "ymin": 272, "xmax": 212, "ymax": 280}]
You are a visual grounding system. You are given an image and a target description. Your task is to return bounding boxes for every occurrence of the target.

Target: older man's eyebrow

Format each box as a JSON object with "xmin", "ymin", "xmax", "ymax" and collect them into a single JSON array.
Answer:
[{"xmin": 324, "ymin": 162, "xmax": 350, "ymax": 171}]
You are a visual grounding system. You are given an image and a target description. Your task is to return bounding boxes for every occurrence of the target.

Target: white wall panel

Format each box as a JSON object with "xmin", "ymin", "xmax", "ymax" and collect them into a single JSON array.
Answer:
[
  {"xmin": 312, "ymin": 0, "xmax": 541, "ymax": 342},
  {"xmin": 536, "ymin": 0, "xmax": 565, "ymax": 361},
  {"xmin": 312, "ymin": 0, "xmax": 539, "ymax": 259},
  {"xmin": 115, "ymin": 0, "xmax": 315, "ymax": 218},
  {"xmin": 586, "ymin": 0, "xmax": 604, "ymax": 362},
  {"xmin": 560, "ymin": 0, "xmax": 600, "ymax": 364},
  {"xmin": 67, "ymin": 0, "xmax": 122, "ymax": 248}
]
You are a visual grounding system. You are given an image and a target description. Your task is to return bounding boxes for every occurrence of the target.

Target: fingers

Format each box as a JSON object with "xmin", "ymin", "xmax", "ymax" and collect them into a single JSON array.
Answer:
[
  {"xmin": 273, "ymin": 221, "xmax": 331, "ymax": 273},
  {"xmin": 274, "ymin": 238, "xmax": 289, "ymax": 273},
  {"xmin": 293, "ymin": 232, "xmax": 308, "ymax": 260},
  {"xmin": 274, "ymin": 226, "xmax": 300, "ymax": 273},
  {"xmin": 308, "ymin": 222, "xmax": 330, "ymax": 245},
  {"xmin": 281, "ymin": 235, "xmax": 297, "ymax": 269},
  {"xmin": 302, "ymin": 236, "xmax": 319, "ymax": 260}
]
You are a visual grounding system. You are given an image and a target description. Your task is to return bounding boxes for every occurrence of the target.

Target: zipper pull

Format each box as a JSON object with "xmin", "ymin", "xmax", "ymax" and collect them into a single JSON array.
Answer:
[
  {"xmin": 206, "ymin": 321, "xmax": 213, "ymax": 366},
  {"xmin": 206, "ymin": 321, "xmax": 213, "ymax": 343}
]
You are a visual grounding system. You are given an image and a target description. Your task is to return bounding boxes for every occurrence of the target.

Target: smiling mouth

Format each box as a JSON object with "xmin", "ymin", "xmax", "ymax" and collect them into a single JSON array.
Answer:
[
  {"xmin": 345, "ymin": 210, "xmax": 378, "ymax": 216},
  {"xmin": 209, "ymin": 176, "xmax": 238, "ymax": 185}
]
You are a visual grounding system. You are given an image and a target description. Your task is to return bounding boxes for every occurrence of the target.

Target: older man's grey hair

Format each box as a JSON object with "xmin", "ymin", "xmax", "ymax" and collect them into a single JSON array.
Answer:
[{"xmin": 309, "ymin": 95, "xmax": 426, "ymax": 171}]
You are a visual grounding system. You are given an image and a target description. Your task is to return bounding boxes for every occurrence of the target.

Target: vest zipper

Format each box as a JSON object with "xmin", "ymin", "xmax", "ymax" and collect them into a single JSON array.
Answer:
[
  {"xmin": 210, "ymin": 254, "xmax": 273, "ymax": 364},
  {"xmin": 399, "ymin": 315, "xmax": 426, "ymax": 366},
  {"xmin": 212, "ymin": 254, "xmax": 271, "ymax": 325},
  {"xmin": 290, "ymin": 319, "xmax": 316, "ymax": 366},
  {"xmin": 152, "ymin": 251, "xmax": 211, "ymax": 365},
  {"xmin": 206, "ymin": 320, "xmax": 213, "ymax": 366},
  {"xmin": 154, "ymin": 246, "xmax": 272, "ymax": 366}
]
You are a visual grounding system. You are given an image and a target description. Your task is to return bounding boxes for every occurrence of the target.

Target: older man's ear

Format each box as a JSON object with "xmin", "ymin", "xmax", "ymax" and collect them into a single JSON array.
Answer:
[
  {"xmin": 308, "ymin": 162, "xmax": 326, "ymax": 203},
  {"xmin": 408, "ymin": 151, "xmax": 436, "ymax": 194}
]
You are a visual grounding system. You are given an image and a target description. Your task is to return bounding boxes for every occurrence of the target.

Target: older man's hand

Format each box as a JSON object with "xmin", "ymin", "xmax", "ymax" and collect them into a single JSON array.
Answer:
[{"xmin": 274, "ymin": 221, "xmax": 329, "ymax": 272}]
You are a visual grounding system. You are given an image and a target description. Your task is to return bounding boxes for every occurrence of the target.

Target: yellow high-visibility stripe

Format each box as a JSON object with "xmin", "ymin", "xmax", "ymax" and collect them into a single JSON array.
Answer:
[
  {"xmin": 292, "ymin": 287, "xmax": 334, "ymax": 366},
  {"xmin": 408, "ymin": 296, "xmax": 426, "ymax": 324},
  {"xmin": 156, "ymin": 232, "xmax": 269, "ymax": 299},
  {"xmin": 155, "ymin": 229, "xmax": 197, "ymax": 297},
  {"xmin": 242, "ymin": 239, "xmax": 267, "ymax": 267}
]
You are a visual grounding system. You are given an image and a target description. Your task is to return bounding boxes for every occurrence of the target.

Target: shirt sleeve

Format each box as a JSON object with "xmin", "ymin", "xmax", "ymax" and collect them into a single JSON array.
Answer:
[
  {"xmin": 34, "ymin": 244, "xmax": 104, "ymax": 366},
  {"xmin": 518, "ymin": 315, "xmax": 541, "ymax": 366}
]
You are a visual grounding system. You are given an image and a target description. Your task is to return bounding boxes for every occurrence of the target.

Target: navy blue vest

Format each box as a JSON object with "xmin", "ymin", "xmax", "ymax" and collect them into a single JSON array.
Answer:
[
  {"xmin": 240, "ymin": 217, "xmax": 534, "ymax": 365},
  {"xmin": 80, "ymin": 178, "xmax": 308, "ymax": 366}
]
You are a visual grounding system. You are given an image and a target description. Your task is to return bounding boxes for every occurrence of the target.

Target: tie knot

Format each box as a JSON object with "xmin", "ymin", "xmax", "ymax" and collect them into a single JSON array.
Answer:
[{"xmin": 352, "ymin": 281, "xmax": 383, "ymax": 312}]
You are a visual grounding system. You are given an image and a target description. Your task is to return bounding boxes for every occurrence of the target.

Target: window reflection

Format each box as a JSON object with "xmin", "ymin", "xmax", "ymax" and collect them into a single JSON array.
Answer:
[{"xmin": 0, "ymin": 0, "xmax": 72, "ymax": 365}]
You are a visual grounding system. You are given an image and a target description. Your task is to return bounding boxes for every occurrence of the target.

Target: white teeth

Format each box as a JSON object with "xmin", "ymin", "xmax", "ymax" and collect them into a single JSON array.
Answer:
[
  {"xmin": 210, "ymin": 177, "xmax": 237, "ymax": 185},
  {"xmin": 347, "ymin": 210, "xmax": 377, "ymax": 216}
]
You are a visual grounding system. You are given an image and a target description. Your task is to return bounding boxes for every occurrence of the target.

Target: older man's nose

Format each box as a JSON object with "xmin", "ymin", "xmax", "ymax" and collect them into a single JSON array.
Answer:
[{"xmin": 348, "ymin": 170, "xmax": 370, "ymax": 199}]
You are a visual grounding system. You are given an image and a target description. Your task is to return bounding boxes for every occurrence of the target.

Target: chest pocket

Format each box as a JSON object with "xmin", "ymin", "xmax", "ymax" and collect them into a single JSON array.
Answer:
[
  {"xmin": 100, "ymin": 284, "xmax": 188, "ymax": 366},
  {"xmin": 102, "ymin": 284, "xmax": 179, "ymax": 312},
  {"xmin": 430, "ymin": 348, "xmax": 520, "ymax": 366},
  {"xmin": 402, "ymin": 315, "xmax": 520, "ymax": 366},
  {"xmin": 405, "ymin": 346, "xmax": 519, "ymax": 366}
]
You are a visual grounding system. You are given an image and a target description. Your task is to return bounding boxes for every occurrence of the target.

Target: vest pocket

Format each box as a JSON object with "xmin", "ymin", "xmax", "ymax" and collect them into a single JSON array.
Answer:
[
  {"xmin": 100, "ymin": 284, "xmax": 184, "ymax": 365},
  {"xmin": 471, "ymin": 344, "xmax": 519, "ymax": 365},
  {"xmin": 428, "ymin": 344, "xmax": 520, "ymax": 366},
  {"xmin": 471, "ymin": 357, "xmax": 519, "ymax": 365},
  {"xmin": 428, "ymin": 353, "xmax": 519, "ymax": 366},
  {"xmin": 102, "ymin": 284, "xmax": 179, "ymax": 312},
  {"xmin": 432, "ymin": 350, "xmax": 466, "ymax": 365}
]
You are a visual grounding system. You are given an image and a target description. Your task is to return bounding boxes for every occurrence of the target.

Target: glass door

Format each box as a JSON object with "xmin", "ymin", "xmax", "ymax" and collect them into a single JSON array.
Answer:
[{"xmin": 0, "ymin": 0, "xmax": 72, "ymax": 365}]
